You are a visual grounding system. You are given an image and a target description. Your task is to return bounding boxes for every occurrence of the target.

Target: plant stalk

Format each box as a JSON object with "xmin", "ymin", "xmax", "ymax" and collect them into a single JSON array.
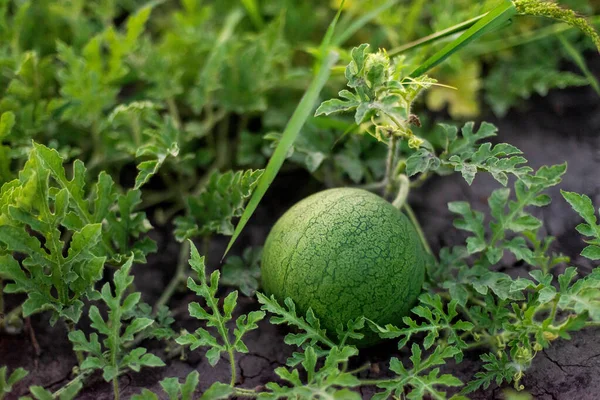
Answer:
[
  {"xmin": 228, "ymin": 348, "xmax": 237, "ymax": 387},
  {"xmin": 233, "ymin": 388, "xmax": 259, "ymax": 398},
  {"xmin": 153, "ymin": 240, "xmax": 191, "ymax": 314},
  {"xmin": 391, "ymin": 174, "xmax": 410, "ymax": 209},
  {"xmin": 384, "ymin": 136, "xmax": 399, "ymax": 198},
  {"xmin": 113, "ymin": 378, "xmax": 120, "ymax": 400},
  {"xmin": 402, "ymin": 203, "xmax": 433, "ymax": 256},
  {"xmin": 51, "ymin": 370, "xmax": 92, "ymax": 400}
]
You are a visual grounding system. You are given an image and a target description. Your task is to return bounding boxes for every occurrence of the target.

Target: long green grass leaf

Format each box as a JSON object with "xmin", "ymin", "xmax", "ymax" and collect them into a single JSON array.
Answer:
[
  {"xmin": 468, "ymin": 16, "xmax": 600, "ymax": 57},
  {"xmin": 223, "ymin": 51, "xmax": 338, "ymax": 258},
  {"xmin": 314, "ymin": 0, "xmax": 345, "ymax": 72},
  {"xmin": 332, "ymin": 0, "xmax": 399, "ymax": 46},
  {"xmin": 558, "ymin": 33, "xmax": 600, "ymax": 96},
  {"xmin": 240, "ymin": 0, "xmax": 264, "ymax": 30},
  {"xmin": 409, "ymin": 0, "xmax": 516, "ymax": 77},
  {"xmin": 388, "ymin": 13, "xmax": 487, "ymax": 58}
]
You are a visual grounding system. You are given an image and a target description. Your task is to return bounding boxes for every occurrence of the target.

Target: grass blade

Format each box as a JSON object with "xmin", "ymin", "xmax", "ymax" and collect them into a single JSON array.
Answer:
[
  {"xmin": 332, "ymin": 0, "xmax": 399, "ymax": 46},
  {"xmin": 558, "ymin": 33, "xmax": 600, "ymax": 96},
  {"xmin": 240, "ymin": 0, "xmax": 264, "ymax": 30},
  {"xmin": 223, "ymin": 51, "xmax": 338, "ymax": 258},
  {"xmin": 314, "ymin": 0, "xmax": 345, "ymax": 72},
  {"xmin": 409, "ymin": 0, "xmax": 516, "ymax": 77},
  {"xmin": 388, "ymin": 13, "xmax": 487, "ymax": 58}
]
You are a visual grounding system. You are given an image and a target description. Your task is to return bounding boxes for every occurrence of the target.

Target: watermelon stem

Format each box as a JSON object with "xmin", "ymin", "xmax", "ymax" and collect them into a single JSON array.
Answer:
[
  {"xmin": 392, "ymin": 175, "xmax": 410, "ymax": 209},
  {"xmin": 384, "ymin": 136, "xmax": 400, "ymax": 198},
  {"xmin": 402, "ymin": 203, "xmax": 433, "ymax": 257}
]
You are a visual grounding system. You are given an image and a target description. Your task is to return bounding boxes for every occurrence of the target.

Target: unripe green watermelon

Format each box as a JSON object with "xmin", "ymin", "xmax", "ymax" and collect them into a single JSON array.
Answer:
[{"xmin": 261, "ymin": 187, "xmax": 426, "ymax": 344}]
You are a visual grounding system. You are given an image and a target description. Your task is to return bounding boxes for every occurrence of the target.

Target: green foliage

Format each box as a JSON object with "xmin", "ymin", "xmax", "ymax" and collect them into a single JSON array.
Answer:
[
  {"xmin": 68, "ymin": 257, "xmax": 165, "ymax": 385},
  {"xmin": 484, "ymin": 54, "xmax": 589, "ymax": 116},
  {"xmin": 406, "ymin": 122, "xmax": 532, "ymax": 186},
  {"xmin": 257, "ymin": 293, "xmax": 338, "ymax": 365},
  {"xmin": 372, "ymin": 344, "xmax": 463, "ymax": 400},
  {"xmin": 260, "ymin": 346, "xmax": 361, "ymax": 400},
  {"xmin": 129, "ymin": 303, "xmax": 178, "ymax": 343},
  {"xmin": 0, "ymin": 366, "xmax": 28, "ymax": 400},
  {"xmin": 448, "ymin": 164, "xmax": 566, "ymax": 264},
  {"xmin": 0, "ymin": 143, "xmax": 106, "ymax": 324},
  {"xmin": 176, "ymin": 241, "xmax": 264, "ymax": 372},
  {"xmin": 131, "ymin": 371, "xmax": 201, "ymax": 400},
  {"xmin": 368, "ymin": 293, "xmax": 474, "ymax": 354},
  {"xmin": 23, "ymin": 382, "xmax": 82, "ymax": 400},
  {"xmin": 221, "ymin": 246, "xmax": 262, "ymax": 297},
  {"xmin": 107, "ymin": 101, "xmax": 180, "ymax": 190},
  {"xmin": 561, "ymin": 190, "xmax": 600, "ymax": 260},
  {"xmin": 316, "ymin": 43, "xmax": 434, "ymax": 145},
  {"xmin": 56, "ymin": 5, "xmax": 152, "ymax": 127},
  {"xmin": 0, "ymin": 142, "xmax": 156, "ymax": 324},
  {"xmin": 462, "ymin": 352, "xmax": 515, "ymax": 394},
  {"xmin": 0, "ymin": 1, "xmax": 599, "ymax": 399},
  {"xmin": 418, "ymin": 165, "xmax": 600, "ymax": 394},
  {"xmin": 174, "ymin": 170, "xmax": 263, "ymax": 241}
]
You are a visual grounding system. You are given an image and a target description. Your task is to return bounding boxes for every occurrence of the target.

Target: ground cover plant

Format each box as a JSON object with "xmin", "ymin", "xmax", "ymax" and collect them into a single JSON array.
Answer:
[{"xmin": 1, "ymin": 0, "xmax": 600, "ymax": 399}]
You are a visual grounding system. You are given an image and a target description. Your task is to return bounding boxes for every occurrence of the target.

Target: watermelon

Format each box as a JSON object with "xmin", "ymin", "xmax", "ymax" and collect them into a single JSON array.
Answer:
[{"xmin": 261, "ymin": 187, "xmax": 426, "ymax": 344}]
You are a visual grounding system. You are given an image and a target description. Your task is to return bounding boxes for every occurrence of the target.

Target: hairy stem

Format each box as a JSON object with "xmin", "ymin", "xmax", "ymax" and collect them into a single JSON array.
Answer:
[
  {"xmin": 233, "ymin": 388, "xmax": 259, "ymax": 398},
  {"xmin": 113, "ymin": 377, "xmax": 120, "ymax": 400},
  {"xmin": 359, "ymin": 378, "xmax": 399, "ymax": 385},
  {"xmin": 392, "ymin": 174, "xmax": 410, "ymax": 209},
  {"xmin": 51, "ymin": 370, "xmax": 92, "ymax": 399},
  {"xmin": 384, "ymin": 136, "xmax": 399, "ymax": 198},
  {"xmin": 402, "ymin": 203, "xmax": 433, "ymax": 256},
  {"xmin": 549, "ymin": 295, "xmax": 560, "ymax": 322},
  {"xmin": 228, "ymin": 348, "xmax": 237, "ymax": 387}
]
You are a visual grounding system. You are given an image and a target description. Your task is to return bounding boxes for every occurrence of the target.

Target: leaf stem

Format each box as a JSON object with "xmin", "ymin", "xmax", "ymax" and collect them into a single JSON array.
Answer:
[
  {"xmin": 51, "ymin": 370, "xmax": 92, "ymax": 400},
  {"xmin": 66, "ymin": 321, "xmax": 84, "ymax": 366},
  {"xmin": 228, "ymin": 348, "xmax": 237, "ymax": 387},
  {"xmin": 113, "ymin": 377, "xmax": 120, "ymax": 400},
  {"xmin": 392, "ymin": 174, "xmax": 410, "ymax": 209},
  {"xmin": 549, "ymin": 296, "xmax": 559, "ymax": 322},
  {"xmin": 233, "ymin": 388, "xmax": 259, "ymax": 398},
  {"xmin": 359, "ymin": 378, "xmax": 398, "ymax": 385},
  {"xmin": 384, "ymin": 136, "xmax": 399, "ymax": 198},
  {"xmin": 402, "ymin": 203, "xmax": 433, "ymax": 256},
  {"xmin": 153, "ymin": 240, "xmax": 191, "ymax": 313}
]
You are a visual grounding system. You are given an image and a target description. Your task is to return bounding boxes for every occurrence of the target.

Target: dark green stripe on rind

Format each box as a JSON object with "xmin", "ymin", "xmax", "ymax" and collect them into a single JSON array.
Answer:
[{"xmin": 261, "ymin": 188, "xmax": 426, "ymax": 345}]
